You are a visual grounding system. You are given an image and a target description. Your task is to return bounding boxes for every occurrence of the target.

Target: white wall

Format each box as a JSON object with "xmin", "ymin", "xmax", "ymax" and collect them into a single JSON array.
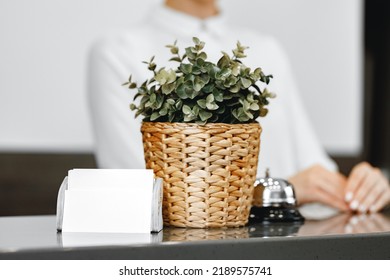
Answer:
[{"xmin": 0, "ymin": 0, "xmax": 362, "ymax": 155}]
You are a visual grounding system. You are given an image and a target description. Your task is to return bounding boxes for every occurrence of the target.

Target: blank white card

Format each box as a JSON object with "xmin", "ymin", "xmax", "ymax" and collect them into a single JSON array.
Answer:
[{"xmin": 61, "ymin": 169, "xmax": 154, "ymax": 233}]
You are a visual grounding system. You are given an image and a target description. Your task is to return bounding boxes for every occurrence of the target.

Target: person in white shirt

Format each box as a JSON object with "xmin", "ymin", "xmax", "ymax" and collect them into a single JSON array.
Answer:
[{"xmin": 88, "ymin": 0, "xmax": 390, "ymax": 214}]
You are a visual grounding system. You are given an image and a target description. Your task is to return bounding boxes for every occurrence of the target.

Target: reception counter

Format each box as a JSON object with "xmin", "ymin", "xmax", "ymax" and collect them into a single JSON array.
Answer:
[{"xmin": 1, "ymin": 212, "xmax": 390, "ymax": 259}]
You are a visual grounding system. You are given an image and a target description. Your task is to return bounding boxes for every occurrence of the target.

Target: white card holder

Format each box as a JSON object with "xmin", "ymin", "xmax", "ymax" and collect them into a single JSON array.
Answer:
[{"xmin": 56, "ymin": 169, "xmax": 163, "ymax": 233}]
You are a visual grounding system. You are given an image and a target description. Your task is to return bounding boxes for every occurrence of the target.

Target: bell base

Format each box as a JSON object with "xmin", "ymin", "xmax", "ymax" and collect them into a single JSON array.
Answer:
[{"xmin": 249, "ymin": 205, "xmax": 305, "ymax": 224}]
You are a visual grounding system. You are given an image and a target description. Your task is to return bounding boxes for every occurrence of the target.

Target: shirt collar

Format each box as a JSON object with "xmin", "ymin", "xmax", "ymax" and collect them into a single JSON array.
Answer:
[{"xmin": 150, "ymin": 4, "xmax": 228, "ymax": 38}]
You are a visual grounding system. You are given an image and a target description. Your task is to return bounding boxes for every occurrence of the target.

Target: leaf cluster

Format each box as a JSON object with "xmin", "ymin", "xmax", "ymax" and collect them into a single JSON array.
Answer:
[{"xmin": 124, "ymin": 37, "xmax": 275, "ymax": 124}]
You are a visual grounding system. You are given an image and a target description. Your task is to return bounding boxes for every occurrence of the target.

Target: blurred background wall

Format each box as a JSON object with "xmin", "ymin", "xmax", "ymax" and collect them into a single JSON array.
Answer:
[{"xmin": 0, "ymin": 0, "xmax": 388, "ymax": 216}]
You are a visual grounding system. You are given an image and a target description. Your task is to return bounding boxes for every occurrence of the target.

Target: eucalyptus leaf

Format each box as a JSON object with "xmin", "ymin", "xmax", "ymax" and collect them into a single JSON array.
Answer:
[
  {"xmin": 217, "ymin": 68, "xmax": 232, "ymax": 80},
  {"xmin": 206, "ymin": 103, "xmax": 219, "ymax": 110},
  {"xmin": 192, "ymin": 105, "xmax": 200, "ymax": 115},
  {"xmin": 180, "ymin": 63, "xmax": 192, "ymax": 74},
  {"xmin": 162, "ymin": 83, "xmax": 175, "ymax": 94},
  {"xmin": 198, "ymin": 52, "xmax": 207, "ymax": 61},
  {"xmin": 192, "ymin": 65, "xmax": 201, "ymax": 75},
  {"xmin": 194, "ymin": 76, "xmax": 206, "ymax": 91},
  {"xmin": 217, "ymin": 53, "xmax": 230, "ymax": 69},
  {"xmin": 125, "ymin": 37, "xmax": 275, "ymax": 124},
  {"xmin": 193, "ymin": 37, "xmax": 200, "ymax": 45},
  {"xmin": 185, "ymin": 47, "xmax": 196, "ymax": 60},
  {"xmin": 176, "ymin": 83, "xmax": 189, "ymax": 99},
  {"xmin": 175, "ymin": 99, "xmax": 183, "ymax": 110},
  {"xmin": 150, "ymin": 112, "xmax": 160, "ymax": 121},
  {"xmin": 182, "ymin": 104, "xmax": 192, "ymax": 115},
  {"xmin": 155, "ymin": 69, "xmax": 171, "ymax": 85},
  {"xmin": 166, "ymin": 98, "xmax": 175, "ymax": 105},
  {"xmin": 159, "ymin": 107, "xmax": 168, "ymax": 116},
  {"xmin": 212, "ymin": 89, "xmax": 223, "ymax": 102},
  {"xmin": 240, "ymin": 77, "xmax": 251, "ymax": 89},
  {"xmin": 197, "ymin": 99, "xmax": 207, "ymax": 109},
  {"xmin": 229, "ymin": 83, "xmax": 241, "ymax": 93},
  {"xmin": 169, "ymin": 57, "xmax": 182, "ymax": 63},
  {"xmin": 149, "ymin": 93, "xmax": 156, "ymax": 104},
  {"xmin": 250, "ymin": 103, "xmax": 259, "ymax": 111},
  {"xmin": 202, "ymin": 83, "xmax": 214, "ymax": 93},
  {"xmin": 199, "ymin": 110, "xmax": 212, "ymax": 121}
]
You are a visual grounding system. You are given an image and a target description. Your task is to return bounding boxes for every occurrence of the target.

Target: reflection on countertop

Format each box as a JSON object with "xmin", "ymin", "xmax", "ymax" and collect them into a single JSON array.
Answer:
[
  {"xmin": 0, "ymin": 210, "xmax": 390, "ymax": 251},
  {"xmin": 162, "ymin": 212, "xmax": 390, "ymax": 241},
  {"xmin": 298, "ymin": 212, "xmax": 390, "ymax": 236}
]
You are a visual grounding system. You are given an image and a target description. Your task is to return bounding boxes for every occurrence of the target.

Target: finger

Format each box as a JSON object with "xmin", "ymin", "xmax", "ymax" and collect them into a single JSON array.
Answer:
[
  {"xmin": 316, "ymin": 187, "xmax": 350, "ymax": 211},
  {"xmin": 307, "ymin": 215, "xmax": 348, "ymax": 234},
  {"xmin": 369, "ymin": 188, "xmax": 390, "ymax": 213},
  {"xmin": 358, "ymin": 176, "xmax": 387, "ymax": 213},
  {"xmin": 316, "ymin": 169, "xmax": 347, "ymax": 200},
  {"xmin": 352, "ymin": 168, "xmax": 382, "ymax": 212},
  {"xmin": 324, "ymin": 173, "xmax": 347, "ymax": 197},
  {"xmin": 345, "ymin": 162, "xmax": 371, "ymax": 202},
  {"xmin": 345, "ymin": 215, "xmax": 360, "ymax": 234},
  {"xmin": 345, "ymin": 215, "xmax": 373, "ymax": 234},
  {"xmin": 324, "ymin": 213, "xmax": 351, "ymax": 233},
  {"xmin": 369, "ymin": 213, "xmax": 390, "ymax": 232},
  {"xmin": 318, "ymin": 166, "xmax": 347, "ymax": 186},
  {"xmin": 353, "ymin": 215, "xmax": 375, "ymax": 233}
]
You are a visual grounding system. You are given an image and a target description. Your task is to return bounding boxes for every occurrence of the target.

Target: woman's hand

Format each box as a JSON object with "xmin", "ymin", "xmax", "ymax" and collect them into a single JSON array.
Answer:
[
  {"xmin": 345, "ymin": 162, "xmax": 390, "ymax": 213},
  {"xmin": 289, "ymin": 164, "xmax": 349, "ymax": 211}
]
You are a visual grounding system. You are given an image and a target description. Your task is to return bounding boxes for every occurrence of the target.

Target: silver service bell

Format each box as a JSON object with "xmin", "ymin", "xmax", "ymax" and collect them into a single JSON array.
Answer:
[
  {"xmin": 254, "ymin": 169, "xmax": 297, "ymax": 207},
  {"xmin": 250, "ymin": 169, "xmax": 304, "ymax": 224}
]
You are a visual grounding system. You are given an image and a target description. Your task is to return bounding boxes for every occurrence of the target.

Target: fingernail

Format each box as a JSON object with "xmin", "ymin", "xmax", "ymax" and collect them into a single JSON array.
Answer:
[
  {"xmin": 359, "ymin": 214, "xmax": 367, "ymax": 221},
  {"xmin": 345, "ymin": 224, "xmax": 353, "ymax": 233},
  {"xmin": 345, "ymin": 192, "xmax": 353, "ymax": 202},
  {"xmin": 359, "ymin": 205, "xmax": 367, "ymax": 213},
  {"xmin": 350, "ymin": 200, "xmax": 359, "ymax": 210},
  {"xmin": 350, "ymin": 216, "xmax": 359, "ymax": 225}
]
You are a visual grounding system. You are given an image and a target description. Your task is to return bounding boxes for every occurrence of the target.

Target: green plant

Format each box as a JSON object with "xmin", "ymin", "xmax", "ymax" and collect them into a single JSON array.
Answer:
[{"xmin": 124, "ymin": 37, "xmax": 275, "ymax": 124}]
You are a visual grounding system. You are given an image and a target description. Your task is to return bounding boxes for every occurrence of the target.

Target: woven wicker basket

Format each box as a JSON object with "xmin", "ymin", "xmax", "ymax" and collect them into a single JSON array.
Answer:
[{"xmin": 141, "ymin": 121, "xmax": 262, "ymax": 228}]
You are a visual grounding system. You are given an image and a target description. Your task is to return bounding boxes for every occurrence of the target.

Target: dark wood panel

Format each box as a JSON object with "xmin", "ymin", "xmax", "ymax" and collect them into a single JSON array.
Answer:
[
  {"xmin": 0, "ymin": 153, "xmax": 96, "ymax": 216},
  {"xmin": 0, "ymin": 152, "xmax": 358, "ymax": 216},
  {"xmin": 331, "ymin": 156, "xmax": 362, "ymax": 177},
  {"xmin": 365, "ymin": 0, "xmax": 390, "ymax": 170}
]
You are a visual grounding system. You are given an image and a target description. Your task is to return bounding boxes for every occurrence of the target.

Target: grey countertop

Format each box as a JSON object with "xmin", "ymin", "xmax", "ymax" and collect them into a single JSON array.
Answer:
[{"xmin": 1, "ymin": 213, "xmax": 390, "ymax": 259}]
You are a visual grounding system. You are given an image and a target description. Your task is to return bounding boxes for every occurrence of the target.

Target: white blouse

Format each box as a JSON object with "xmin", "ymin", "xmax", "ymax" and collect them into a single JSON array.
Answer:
[{"xmin": 87, "ymin": 4, "xmax": 337, "ymax": 179}]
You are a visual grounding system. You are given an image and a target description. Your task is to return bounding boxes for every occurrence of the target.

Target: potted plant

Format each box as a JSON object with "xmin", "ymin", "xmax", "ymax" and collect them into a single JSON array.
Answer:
[{"xmin": 124, "ymin": 37, "xmax": 274, "ymax": 228}]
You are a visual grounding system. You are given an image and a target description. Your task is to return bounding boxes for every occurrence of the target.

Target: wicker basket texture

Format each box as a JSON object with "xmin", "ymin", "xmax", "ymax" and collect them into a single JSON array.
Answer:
[
  {"xmin": 141, "ymin": 122, "xmax": 262, "ymax": 228},
  {"xmin": 163, "ymin": 227, "xmax": 249, "ymax": 241}
]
